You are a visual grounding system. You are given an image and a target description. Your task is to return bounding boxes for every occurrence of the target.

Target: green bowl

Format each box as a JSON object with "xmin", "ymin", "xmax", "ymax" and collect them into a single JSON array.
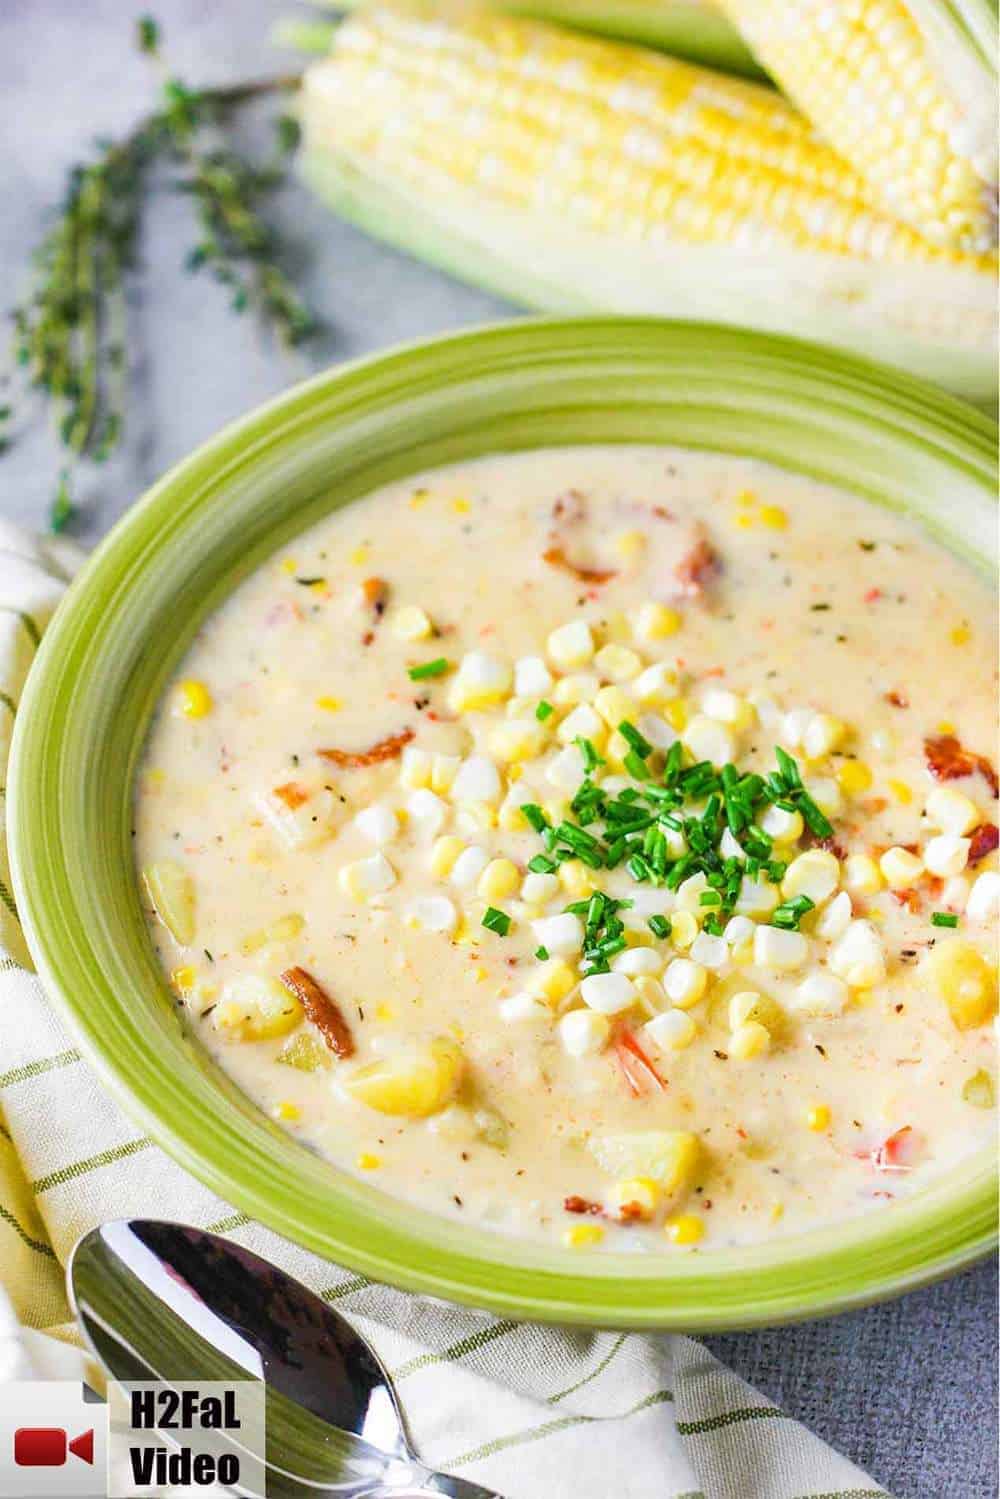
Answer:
[{"xmin": 10, "ymin": 318, "xmax": 997, "ymax": 1330}]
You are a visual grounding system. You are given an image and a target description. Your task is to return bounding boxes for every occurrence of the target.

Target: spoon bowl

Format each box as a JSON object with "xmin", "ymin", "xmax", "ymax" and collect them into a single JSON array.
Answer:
[{"xmin": 69, "ymin": 1219, "xmax": 502, "ymax": 1498}]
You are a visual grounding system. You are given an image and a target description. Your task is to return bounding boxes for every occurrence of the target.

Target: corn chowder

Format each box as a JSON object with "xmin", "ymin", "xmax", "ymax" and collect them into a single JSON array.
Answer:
[{"xmin": 135, "ymin": 447, "xmax": 998, "ymax": 1252}]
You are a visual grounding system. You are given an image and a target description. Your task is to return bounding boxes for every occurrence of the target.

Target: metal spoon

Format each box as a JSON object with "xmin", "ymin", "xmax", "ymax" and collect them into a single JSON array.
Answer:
[{"xmin": 69, "ymin": 1219, "xmax": 505, "ymax": 1498}]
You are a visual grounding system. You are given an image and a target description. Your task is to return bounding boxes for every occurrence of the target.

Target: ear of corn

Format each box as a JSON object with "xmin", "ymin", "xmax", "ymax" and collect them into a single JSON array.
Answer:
[
  {"xmin": 280, "ymin": 0, "xmax": 765, "ymax": 77},
  {"xmin": 300, "ymin": 4, "xmax": 997, "ymax": 402},
  {"xmin": 718, "ymin": 0, "xmax": 998, "ymax": 253}
]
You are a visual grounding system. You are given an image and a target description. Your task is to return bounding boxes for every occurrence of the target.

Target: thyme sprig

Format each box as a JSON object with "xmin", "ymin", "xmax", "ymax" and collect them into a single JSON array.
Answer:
[{"xmin": 4, "ymin": 15, "xmax": 312, "ymax": 532}]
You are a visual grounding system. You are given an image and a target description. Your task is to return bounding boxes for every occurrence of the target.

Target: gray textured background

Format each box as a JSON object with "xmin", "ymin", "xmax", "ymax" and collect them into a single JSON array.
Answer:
[{"xmin": 2, "ymin": 4, "xmax": 996, "ymax": 1496}]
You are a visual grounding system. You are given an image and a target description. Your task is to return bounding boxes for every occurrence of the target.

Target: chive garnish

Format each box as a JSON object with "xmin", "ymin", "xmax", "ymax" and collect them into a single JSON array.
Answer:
[
  {"xmin": 528, "ymin": 853, "xmax": 556, "ymax": 874},
  {"xmin": 482, "ymin": 906, "xmax": 511, "ymax": 936},
  {"xmin": 618, "ymin": 720, "xmax": 654, "ymax": 759},
  {"xmin": 536, "ymin": 700, "xmax": 555, "ymax": 721},
  {"xmin": 772, "ymin": 894, "xmax": 815, "ymax": 930},
  {"xmin": 535, "ymin": 944, "xmax": 550, "ymax": 960},
  {"xmin": 520, "ymin": 803, "xmax": 549, "ymax": 834},
  {"xmin": 931, "ymin": 911, "xmax": 959, "ymax": 928},
  {"xmin": 648, "ymin": 914, "xmax": 671, "ymax": 939},
  {"xmin": 407, "ymin": 657, "xmax": 449, "ymax": 681}
]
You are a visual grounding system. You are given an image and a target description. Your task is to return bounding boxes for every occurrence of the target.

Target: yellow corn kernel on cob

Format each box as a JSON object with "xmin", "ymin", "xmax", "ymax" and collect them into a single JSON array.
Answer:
[
  {"xmin": 719, "ymin": 0, "xmax": 998, "ymax": 253},
  {"xmin": 300, "ymin": 3, "xmax": 997, "ymax": 402}
]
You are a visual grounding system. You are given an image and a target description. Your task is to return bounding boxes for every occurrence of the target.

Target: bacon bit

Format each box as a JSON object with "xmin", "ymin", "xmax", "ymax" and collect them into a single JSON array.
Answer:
[
  {"xmin": 810, "ymin": 834, "xmax": 848, "ymax": 860},
  {"xmin": 968, "ymin": 823, "xmax": 1000, "ymax": 863},
  {"xmin": 318, "ymin": 727, "xmax": 414, "ymax": 769},
  {"xmin": 885, "ymin": 690, "xmax": 909, "ymax": 709},
  {"xmin": 613, "ymin": 1027, "xmax": 666, "ymax": 1097},
  {"xmin": 279, "ymin": 967, "xmax": 354, "ymax": 1058},
  {"xmin": 616, "ymin": 1201, "xmax": 646, "ymax": 1224},
  {"xmin": 924, "ymin": 734, "xmax": 998, "ymax": 797},
  {"xmin": 651, "ymin": 505, "xmax": 675, "ymax": 521},
  {"xmin": 863, "ymin": 587, "xmax": 882, "ymax": 604},
  {"xmin": 871, "ymin": 1125, "xmax": 920, "ymax": 1173},
  {"xmin": 542, "ymin": 545, "xmax": 617, "ymax": 586},
  {"xmin": 563, "ymin": 1194, "xmax": 603, "ymax": 1216},
  {"xmin": 360, "ymin": 576, "xmax": 389, "ymax": 614},
  {"xmin": 551, "ymin": 490, "xmax": 588, "ymax": 526},
  {"xmin": 890, "ymin": 888, "xmax": 923, "ymax": 914},
  {"xmin": 674, "ymin": 535, "xmax": 718, "ymax": 597},
  {"xmin": 272, "ymin": 781, "xmax": 309, "ymax": 810}
]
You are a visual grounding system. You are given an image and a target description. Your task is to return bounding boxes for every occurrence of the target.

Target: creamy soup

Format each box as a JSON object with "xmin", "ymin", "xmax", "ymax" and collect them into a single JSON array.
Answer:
[{"xmin": 135, "ymin": 447, "xmax": 998, "ymax": 1251}]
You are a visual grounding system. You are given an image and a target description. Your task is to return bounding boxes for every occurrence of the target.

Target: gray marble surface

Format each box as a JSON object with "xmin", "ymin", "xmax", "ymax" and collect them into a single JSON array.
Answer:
[{"xmin": 2, "ymin": 4, "xmax": 996, "ymax": 1496}]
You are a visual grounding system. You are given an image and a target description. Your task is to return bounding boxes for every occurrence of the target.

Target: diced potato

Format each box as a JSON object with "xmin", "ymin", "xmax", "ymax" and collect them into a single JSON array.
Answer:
[
  {"xmin": 343, "ymin": 1037, "xmax": 465, "ymax": 1117},
  {"xmin": 213, "ymin": 975, "xmax": 304, "ymax": 1041},
  {"xmin": 920, "ymin": 938, "xmax": 998, "ymax": 1031},
  {"xmin": 255, "ymin": 784, "xmax": 338, "ymax": 850},
  {"xmin": 588, "ymin": 1130, "xmax": 703, "ymax": 1199},
  {"xmin": 142, "ymin": 861, "xmax": 195, "ymax": 945}
]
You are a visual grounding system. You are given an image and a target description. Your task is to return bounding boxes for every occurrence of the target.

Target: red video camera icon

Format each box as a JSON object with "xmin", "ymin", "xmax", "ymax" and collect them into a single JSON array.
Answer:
[{"xmin": 13, "ymin": 1428, "xmax": 94, "ymax": 1467}]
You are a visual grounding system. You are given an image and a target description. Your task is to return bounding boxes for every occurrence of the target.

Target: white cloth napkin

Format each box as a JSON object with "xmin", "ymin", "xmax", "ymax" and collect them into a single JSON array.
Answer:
[{"xmin": 0, "ymin": 522, "xmax": 889, "ymax": 1499}]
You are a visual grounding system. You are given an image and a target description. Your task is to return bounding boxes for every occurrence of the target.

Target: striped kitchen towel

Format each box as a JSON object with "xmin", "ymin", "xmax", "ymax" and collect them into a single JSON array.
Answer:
[{"xmin": 0, "ymin": 522, "xmax": 889, "ymax": 1499}]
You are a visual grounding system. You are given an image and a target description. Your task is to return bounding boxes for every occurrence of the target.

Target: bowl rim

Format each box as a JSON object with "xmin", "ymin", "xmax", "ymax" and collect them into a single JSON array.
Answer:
[{"xmin": 9, "ymin": 315, "xmax": 998, "ymax": 1330}]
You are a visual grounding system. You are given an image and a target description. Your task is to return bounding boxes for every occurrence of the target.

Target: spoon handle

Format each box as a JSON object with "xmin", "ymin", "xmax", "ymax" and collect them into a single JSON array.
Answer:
[{"xmin": 371, "ymin": 1468, "xmax": 505, "ymax": 1499}]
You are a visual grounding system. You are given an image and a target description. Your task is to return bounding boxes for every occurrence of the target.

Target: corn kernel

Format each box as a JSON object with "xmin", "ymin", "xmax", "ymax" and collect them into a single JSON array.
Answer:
[
  {"xmin": 663, "ymin": 698, "xmax": 688, "ymax": 731},
  {"xmin": 489, "ymin": 719, "xmax": 548, "ymax": 763},
  {"xmin": 879, "ymin": 846, "xmax": 924, "ymax": 888},
  {"xmin": 171, "ymin": 965, "xmax": 197, "ymax": 992},
  {"xmin": 760, "ymin": 804, "xmax": 804, "ymax": 843},
  {"xmin": 611, "ymin": 528, "xmax": 647, "ymax": 564},
  {"xmin": 606, "ymin": 1176, "xmax": 660, "ymax": 1222},
  {"xmin": 632, "ymin": 661, "xmax": 680, "ymax": 704},
  {"xmin": 557, "ymin": 703, "xmax": 606, "ymax": 747},
  {"xmin": 925, "ymin": 786, "xmax": 980, "ymax": 836},
  {"xmin": 921, "ymin": 938, "xmax": 997, "ymax": 1030},
  {"xmin": 844, "ymin": 855, "xmax": 883, "ymax": 895},
  {"xmin": 729, "ymin": 990, "xmax": 784, "ymax": 1032},
  {"xmin": 803, "ymin": 713, "xmax": 846, "ymax": 760},
  {"xmin": 806, "ymin": 1104, "xmax": 831, "ymax": 1132},
  {"xmin": 478, "ymin": 858, "xmax": 520, "ymax": 902},
  {"xmin": 173, "ymin": 679, "xmax": 213, "ymax": 719},
  {"xmin": 644, "ymin": 1007, "xmax": 696, "ymax": 1051},
  {"xmin": 950, "ymin": 623, "xmax": 971, "ymax": 645},
  {"xmin": 591, "ymin": 685, "xmax": 633, "ymax": 731},
  {"xmin": 634, "ymin": 601, "xmax": 682, "ymax": 641},
  {"xmin": 683, "ymin": 715, "xmax": 737, "ymax": 766},
  {"xmin": 669, "ymin": 910, "xmax": 698, "ymax": 951},
  {"xmin": 400, "ymin": 746, "xmax": 432, "ymax": 789},
  {"xmin": 558, "ymin": 1008, "xmax": 610, "ymax": 1056},
  {"xmin": 315, "ymin": 695, "xmax": 342, "ymax": 712},
  {"xmin": 559, "ymin": 859, "xmax": 597, "ymax": 899},
  {"xmin": 663, "ymin": 957, "xmax": 707, "ymax": 1009},
  {"xmin": 758, "ymin": 505, "xmax": 788, "ymax": 530},
  {"xmin": 452, "ymin": 497, "xmax": 470, "ymax": 514},
  {"xmin": 665, "ymin": 1213, "xmax": 704, "ymax": 1245},
  {"xmin": 781, "ymin": 850, "xmax": 840, "ymax": 905},
  {"xmin": 923, "ymin": 834, "xmax": 970, "ymax": 878},
  {"xmin": 729, "ymin": 1020, "xmax": 771, "ymax": 1060},
  {"xmin": 274, "ymin": 1101, "xmax": 301, "ymax": 1122},
  {"xmin": 449, "ymin": 652, "xmax": 513, "ymax": 712},
  {"xmin": 527, "ymin": 958, "xmax": 577, "ymax": 1006},
  {"xmin": 563, "ymin": 1222, "xmax": 604, "ymax": 1248},
  {"xmin": 829, "ymin": 919, "xmax": 886, "ymax": 989},
  {"xmin": 547, "ymin": 619, "xmax": 595, "ymax": 671},
  {"xmin": 594, "ymin": 643, "xmax": 642, "ymax": 682},
  {"xmin": 701, "ymin": 687, "xmax": 753, "ymax": 730},
  {"xmin": 887, "ymin": 779, "xmax": 913, "ymax": 805},
  {"xmin": 838, "ymin": 760, "xmax": 873, "ymax": 795},
  {"xmin": 633, "ymin": 976, "xmax": 667, "ymax": 1017},
  {"xmin": 390, "ymin": 604, "xmax": 433, "ymax": 641},
  {"xmin": 552, "ymin": 672, "xmax": 600, "ymax": 706},
  {"xmin": 357, "ymin": 1152, "xmax": 382, "ymax": 1170},
  {"xmin": 429, "ymin": 835, "xmax": 465, "ymax": 879},
  {"xmin": 339, "ymin": 852, "xmax": 397, "ymax": 902}
]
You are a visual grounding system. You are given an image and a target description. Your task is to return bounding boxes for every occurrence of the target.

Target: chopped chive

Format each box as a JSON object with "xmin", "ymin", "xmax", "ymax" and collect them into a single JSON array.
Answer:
[
  {"xmin": 407, "ymin": 657, "xmax": 449, "ymax": 681},
  {"xmin": 575, "ymin": 737, "xmax": 605, "ymax": 772},
  {"xmin": 520, "ymin": 803, "xmax": 549, "ymax": 834},
  {"xmin": 699, "ymin": 890, "xmax": 723, "ymax": 907},
  {"xmin": 618, "ymin": 720, "xmax": 654, "ymax": 759},
  {"xmin": 772, "ymin": 894, "xmax": 816, "ymax": 930},
  {"xmin": 623, "ymin": 749, "xmax": 651, "ymax": 781},
  {"xmin": 482, "ymin": 906, "xmax": 511, "ymax": 936},
  {"xmin": 931, "ymin": 911, "xmax": 959, "ymax": 928},
  {"xmin": 528, "ymin": 853, "xmax": 557, "ymax": 874},
  {"xmin": 648, "ymin": 914, "xmax": 671, "ymax": 939},
  {"xmin": 535, "ymin": 944, "xmax": 550, "ymax": 960},
  {"xmin": 535, "ymin": 700, "xmax": 555, "ymax": 721}
]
